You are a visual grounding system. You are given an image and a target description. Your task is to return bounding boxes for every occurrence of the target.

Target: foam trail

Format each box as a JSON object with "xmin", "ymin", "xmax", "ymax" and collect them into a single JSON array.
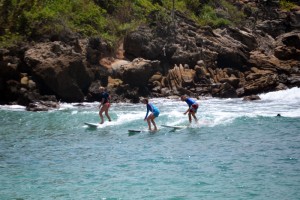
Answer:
[{"xmin": 91, "ymin": 111, "xmax": 146, "ymax": 128}]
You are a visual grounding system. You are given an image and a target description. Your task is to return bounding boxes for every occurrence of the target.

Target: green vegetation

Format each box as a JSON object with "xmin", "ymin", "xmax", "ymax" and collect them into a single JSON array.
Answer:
[
  {"xmin": 0, "ymin": 0, "xmax": 246, "ymax": 48},
  {"xmin": 279, "ymin": 0, "xmax": 297, "ymax": 11},
  {"xmin": 0, "ymin": 0, "xmax": 108, "ymax": 47},
  {"xmin": 198, "ymin": 5, "xmax": 230, "ymax": 27},
  {"xmin": 197, "ymin": 0, "xmax": 245, "ymax": 27}
]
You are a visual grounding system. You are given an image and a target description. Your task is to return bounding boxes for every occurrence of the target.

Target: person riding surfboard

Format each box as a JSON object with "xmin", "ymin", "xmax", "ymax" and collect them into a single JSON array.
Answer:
[
  {"xmin": 142, "ymin": 98, "xmax": 160, "ymax": 131},
  {"xmin": 99, "ymin": 86, "xmax": 111, "ymax": 124},
  {"xmin": 181, "ymin": 95, "xmax": 198, "ymax": 123}
]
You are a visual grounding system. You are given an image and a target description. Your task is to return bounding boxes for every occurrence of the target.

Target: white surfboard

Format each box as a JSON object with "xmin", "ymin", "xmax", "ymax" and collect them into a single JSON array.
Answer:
[
  {"xmin": 161, "ymin": 125, "xmax": 187, "ymax": 129},
  {"xmin": 84, "ymin": 122, "xmax": 99, "ymax": 128}
]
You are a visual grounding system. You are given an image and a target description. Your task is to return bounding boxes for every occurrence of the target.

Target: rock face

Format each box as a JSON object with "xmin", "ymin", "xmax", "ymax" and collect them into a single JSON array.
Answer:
[
  {"xmin": 26, "ymin": 100, "xmax": 60, "ymax": 111},
  {"xmin": 114, "ymin": 58, "xmax": 160, "ymax": 87},
  {"xmin": 24, "ymin": 41, "xmax": 94, "ymax": 102},
  {"xmin": 123, "ymin": 5, "xmax": 300, "ymax": 98},
  {"xmin": 1, "ymin": 1, "xmax": 300, "ymax": 108}
]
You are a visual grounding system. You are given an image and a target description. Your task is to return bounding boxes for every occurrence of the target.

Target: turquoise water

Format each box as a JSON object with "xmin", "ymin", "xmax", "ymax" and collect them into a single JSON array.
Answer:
[{"xmin": 1, "ymin": 88, "xmax": 300, "ymax": 200}]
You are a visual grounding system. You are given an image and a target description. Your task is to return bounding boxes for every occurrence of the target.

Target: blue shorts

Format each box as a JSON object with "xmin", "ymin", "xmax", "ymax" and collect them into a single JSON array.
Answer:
[{"xmin": 153, "ymin": 109, "xmax": 160, "ymax": 117}]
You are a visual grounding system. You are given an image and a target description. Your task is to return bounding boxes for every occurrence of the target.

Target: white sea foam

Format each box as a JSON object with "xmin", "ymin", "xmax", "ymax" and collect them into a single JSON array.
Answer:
[
  {"xmin": 115, "ymin": 112, "xmax": 144, "ymax": 124},
  {"xmin": 257, "ymin": 87, "xmax": 300, "ymax": 117},
  {"xmin": 59, "ymin": 102, "xmax": 99, "ymax": 110},
  {"xmin": 87, "ymin": 111, "xmax": 145, "ymax": 128},
  {"xmin": 259, "ymin": 87, "xmax": 300, "ymax": 103},
  {"xmin": 1, "ymin": 88, "xmax": 299, "ymax": 127},
  {"xmin": 0, "ymin": 104, "xmax": 25, "ymax": 111}
]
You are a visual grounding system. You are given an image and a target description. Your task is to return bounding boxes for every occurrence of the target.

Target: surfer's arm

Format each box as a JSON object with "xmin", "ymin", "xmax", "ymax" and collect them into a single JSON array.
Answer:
[
  {"xmin": 184, "ymin": 107, "xmax": 189, "ymax": 115},
  {"xmin": 99, "ymin": 98, "xmax": 104, "ymax": 108},
  {"xmin": 144, "ymin": 105, "xmax": 150, "ymax": 120},
  {"xmin": 106, "ymin": 93, "xmax": 111, "ymax": 103}
]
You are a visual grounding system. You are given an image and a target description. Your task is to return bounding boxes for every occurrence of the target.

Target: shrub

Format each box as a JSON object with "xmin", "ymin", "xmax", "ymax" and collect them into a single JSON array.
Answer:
[
  {"xmin": 198, "ymin": 5, "xmax": 231, "ymax": 27},
  {"xmin": 0, "ymin": 0, "xmax": 247, "ymax": 48},
  {"xmin": 280, "ymin": 0, "xmax": 297, "ymax": 11}
]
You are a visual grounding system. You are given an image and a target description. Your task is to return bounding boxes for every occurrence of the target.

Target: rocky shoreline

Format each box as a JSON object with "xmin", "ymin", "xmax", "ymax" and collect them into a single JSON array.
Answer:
[{"xmin": 1, "ymin": 1, "xmax": 300, "ymax": 111}]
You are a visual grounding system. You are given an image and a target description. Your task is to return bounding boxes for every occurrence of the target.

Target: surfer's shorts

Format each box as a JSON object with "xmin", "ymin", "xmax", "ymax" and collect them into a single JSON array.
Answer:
[
  {"xmin": 104, "ymin": 102, "xmax": 110, "ymax": 108},
  {"xmin": 189, "ymin": 103, "xmax": 198, "ymax": 113},
  {"xmin": 153, "ymin": 109, "xmax": 160, "ymax": 118}
]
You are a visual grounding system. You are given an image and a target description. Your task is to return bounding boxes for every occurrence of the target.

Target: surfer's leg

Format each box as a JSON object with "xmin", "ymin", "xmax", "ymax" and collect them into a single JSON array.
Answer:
[
  {"xmin": 105, "ymin": 111, "xmax": 111, "ymax": 121},
  {"xmin": 147, "ymin": 114, "xmax": 154, "ymax": 130},
  {"xmin": 188, "ymin": 112, "xmax": 192, "ymax": 123},
  {"xmin": 146, "ymin": 118, "xmax": 152, "ymax": 130},
  {"xmin": 99, "ymin": 107, "xmax": 105, "ymax": 124},
  {"xmin": 191, "ymin": 112, "xmax": 198, "ymax": 122},
  {"xmin": 148, "ymin": 114, "xmax": 157, "ymax": 131},
  {"xmin": 104, "ymin": 105, "xmax": 111, "ymax": 121},
  {"xmin": 151, "ymin": 118, "xmax": 157, "ymax": 131}
]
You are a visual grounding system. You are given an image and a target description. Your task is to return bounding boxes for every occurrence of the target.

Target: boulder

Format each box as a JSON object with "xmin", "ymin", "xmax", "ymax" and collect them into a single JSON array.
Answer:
[
  {"xmin": 24, "ymin": 41, "xmax": 94, "ymax": 102},
  {"xmin": 288, "ymin": 9, "xmax": 300, "ymax": 28},
  {"xmin": 242, "ymin": 95, "xmax": 261, "ymax": 101},
  {"xmin": 219, "ymin": 77, "xmax": 240, "ymax": 88},
  {"xmin": 166, "ymin": 64, "xmax": 196, "ymax": 91},
  {"xmin": 86, "ymin": 37, "xmax": 113, "ymax": 64},
  {"xmin": 124, "ymin": 26, "xmax": 164, "ymax": 60},
  {"xmin": 118, "ymin": 58, "xmax": 160, "ymax": 87},
  {"xmin": 249, "ymin": 51, "xmax": 291, "ymax": 73},
  {"xmin": 243, "ymin": 74, "xmax": 278, "ymax": 95},
  {"xmin": 26, "ymin": 100, "xmax": 60, "ymax": 112},
  {"xmin": 274, "ymin": 31, "xmax": 300, "ymax": 60},
  {"xmin": 212, "ymin": 82, "xmax": 238, "ymax": 98},
  {"xmin": 256, "ymin": 20, "xmax": 287, "ymax": 38},
  {"xmin": 86, "ymin": 80, "xmax": 102, "ymax": 102}
]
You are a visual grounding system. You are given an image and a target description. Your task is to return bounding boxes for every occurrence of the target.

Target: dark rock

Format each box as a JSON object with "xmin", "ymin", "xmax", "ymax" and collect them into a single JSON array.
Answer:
[
  {"xmin": 86, "ymin": 37, "xmax": 113, "ymax": 64},
  {"xmin": 243, "ymin": 95, "xmax": 261, "ymax": 101},
  {"xmin": 121, "ymin": 58, "xmax": 160, "ymax": 87},
  {"xmin": 24, "ymin": 42, "xmax": 94, "ymax": 102},
  {"xmin": 212, "ymin": 82, "xmax": 238, "ymax": 98},
  {"xmin": 86, "ymin": 80, "xmax": 102, "ymax": 102},
  {"xmin": 26, "ymin": 101, "xmax": 59, "ymax": 111}
]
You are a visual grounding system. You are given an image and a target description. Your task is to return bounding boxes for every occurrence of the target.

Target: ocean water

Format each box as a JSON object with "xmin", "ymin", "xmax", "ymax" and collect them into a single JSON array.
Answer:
[{"xmin": 1, "ymin": 87, "xmax": 300, "ymax": 200}]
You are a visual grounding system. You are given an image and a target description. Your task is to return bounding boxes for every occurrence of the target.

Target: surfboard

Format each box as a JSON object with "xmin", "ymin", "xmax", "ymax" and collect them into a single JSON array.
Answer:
[
  {"xmin": 128, "ymin": 129, "xmax": 143, "ymax": 133},
  {"xmin": 84, "ymin": 122, "xmax": 99, "ymax": 128},
  {"xmin": 128, "ymin": 129, "xmax": 158, "ymax": 136},
  {"xmin": 161, "ymin": 125, "xmax": 186, "ymax": 129},
  {"xmin": 128, "ymin": 129, "xmax": 144, "ymax": 136}
]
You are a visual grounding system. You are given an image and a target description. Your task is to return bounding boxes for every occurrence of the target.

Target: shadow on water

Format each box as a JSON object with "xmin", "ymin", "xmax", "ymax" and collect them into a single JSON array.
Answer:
[
  {"xmin": 83, "ymin": 126, "xmax": 112, "ymax": 136},
  {"xmin": 84, "ymin": 126, "xmax": 98, "ymax": 131}
]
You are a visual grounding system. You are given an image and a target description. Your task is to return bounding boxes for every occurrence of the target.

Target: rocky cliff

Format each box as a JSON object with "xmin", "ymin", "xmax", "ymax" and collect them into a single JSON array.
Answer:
[{"xmin": 0, "ymin": 0, "xmax": 299, "ymax": 110}]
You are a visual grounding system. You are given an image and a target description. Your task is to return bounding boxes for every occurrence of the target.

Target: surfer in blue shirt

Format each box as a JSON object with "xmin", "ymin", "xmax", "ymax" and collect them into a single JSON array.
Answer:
[
  {"xmin": 181, "ymin": 95, "xmax": 198, "ymax": 123},
  {"xmin": 142, "ymin": 98, "xmax": 160, "ymax": 131},
  {"xmin": 99, "ymin": 86, "xmax": 111, "ymax": 124}
]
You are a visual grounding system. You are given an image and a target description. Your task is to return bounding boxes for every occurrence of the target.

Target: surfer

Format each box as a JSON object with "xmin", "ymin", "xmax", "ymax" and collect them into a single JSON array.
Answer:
[
  {"xmin": 181, "ymin": 95, "xmax": 198, "ymax": 123},
  {"xmin": 99, "ymin": 86, "xmax": 111, "ymax": 124},
  {"xmin": 142, "ymin": 98, "xmax": 160, "ymax": 131}
]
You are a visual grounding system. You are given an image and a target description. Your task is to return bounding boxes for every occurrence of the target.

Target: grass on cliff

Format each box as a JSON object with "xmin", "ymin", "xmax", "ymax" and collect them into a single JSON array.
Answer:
[
  {"xmin": 0, "ymin": 0, "xmax": 108, "ymax": 46},
  {"xmin": 0, "ymin": 0, "xmax": 245, "ymax": 48},
  {"xmin": 279, "ymin": 0, "xmax": 298, "ymax": 11}
]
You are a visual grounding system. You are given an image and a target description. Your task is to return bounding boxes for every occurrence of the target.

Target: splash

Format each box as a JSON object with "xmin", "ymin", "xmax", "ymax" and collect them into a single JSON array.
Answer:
[
  {"xmin": 0, "ymin": 105, "xmax": 25, "ymax": 111},
  {"xmin": 259, "ymin": 87, "xmax": 300, "ymax": 103}
]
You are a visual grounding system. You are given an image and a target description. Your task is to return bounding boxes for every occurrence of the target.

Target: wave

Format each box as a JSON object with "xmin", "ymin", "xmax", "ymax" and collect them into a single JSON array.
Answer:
[
  {"xmin": 259, "ymin": 87, "xmax": 300, "ymax": 103},
  {"xmin": 1, "ymin": 88, "xmax": 299, "ymax": 129},
  {"xmin": 0, "ymin": 104, "xmax": 25, "ymax": 111}
]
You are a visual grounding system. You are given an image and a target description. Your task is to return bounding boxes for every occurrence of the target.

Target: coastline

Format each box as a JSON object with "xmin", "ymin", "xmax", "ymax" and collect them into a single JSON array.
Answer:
[{"xmin": 1, "ymin": 3, "xmax": 300, "ymax": 111}]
